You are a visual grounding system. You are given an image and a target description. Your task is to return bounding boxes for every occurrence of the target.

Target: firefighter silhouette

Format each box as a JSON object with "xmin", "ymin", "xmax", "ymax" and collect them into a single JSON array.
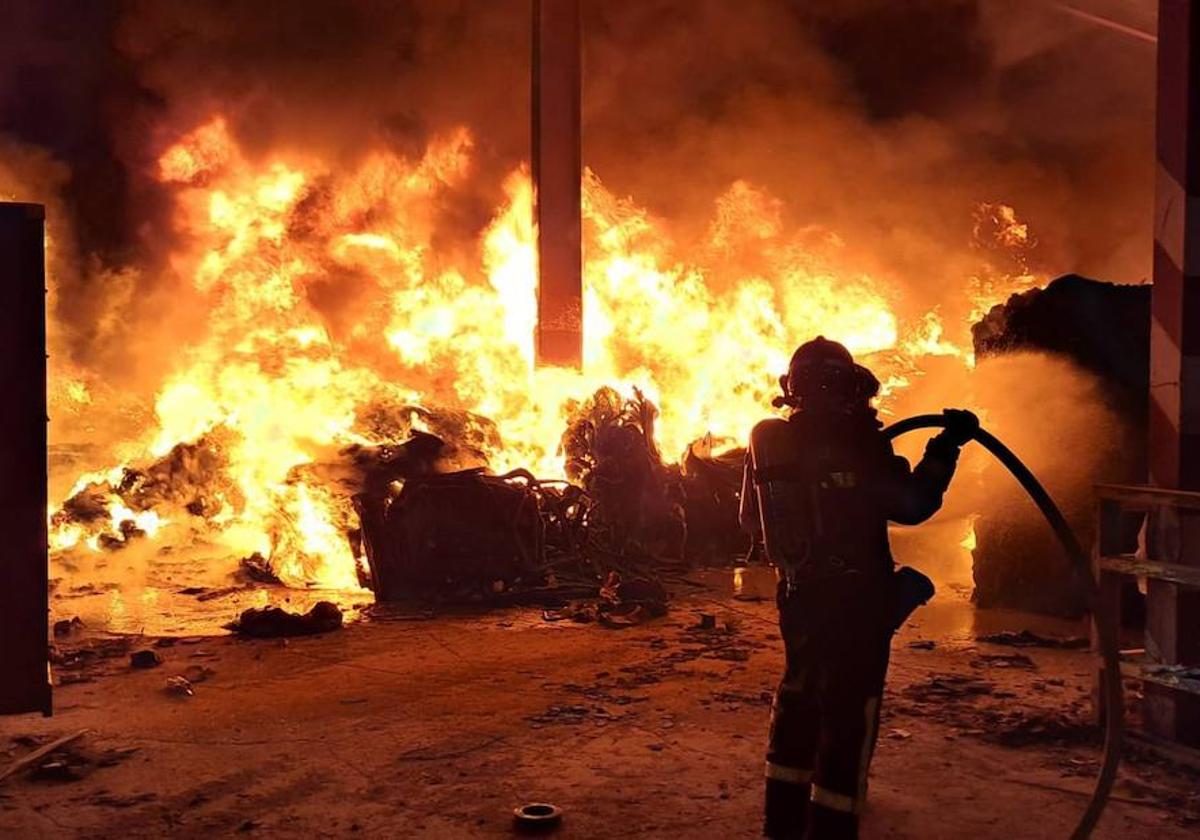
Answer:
[{"xmin": 740, "ymin": 337, "xmax": 977, "ymax": 839}]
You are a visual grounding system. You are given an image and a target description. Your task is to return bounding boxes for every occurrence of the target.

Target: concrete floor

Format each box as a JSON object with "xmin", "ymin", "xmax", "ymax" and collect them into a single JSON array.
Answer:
[{"xmin": 3, "ymin": 535, "xmax": 1199, "ymax": 838}]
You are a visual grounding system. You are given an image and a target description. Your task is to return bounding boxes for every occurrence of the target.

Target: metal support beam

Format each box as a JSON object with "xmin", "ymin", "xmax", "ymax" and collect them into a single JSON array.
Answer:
[
  {"xmin": 1147, "ymin": 0, "xmax": 1200, "ymax": 747},
  {"xmin": 532, "ymin": 0, "xmax": 582, "ymax": 367},
  {"xmin": 0, "ymin": 202, "xmax": 50, "ymax": 716}
]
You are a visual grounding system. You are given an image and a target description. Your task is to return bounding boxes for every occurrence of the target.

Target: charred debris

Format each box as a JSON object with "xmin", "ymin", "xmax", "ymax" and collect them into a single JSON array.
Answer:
[
  {"xmin": 52, "ymin": 387, "xmax": 750, "ymax": 623},
  {"xmin": 353, "ymin": 386, "xmax": 746, "ymax": 621}
]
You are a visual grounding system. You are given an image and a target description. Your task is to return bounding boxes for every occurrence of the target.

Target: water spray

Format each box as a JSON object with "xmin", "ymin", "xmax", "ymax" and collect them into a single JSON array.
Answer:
[{"xmin": 883, "ymin": 415, "xmax": 1122, "ymax": 840}]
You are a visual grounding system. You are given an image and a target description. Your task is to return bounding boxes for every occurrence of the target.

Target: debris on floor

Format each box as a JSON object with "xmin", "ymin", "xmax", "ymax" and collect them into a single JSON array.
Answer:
[
  {"xmin": 53, "ymin": 616, "xmax": 85, "ymax": 638},
  {"xmin": 971, "ymin": 652, "xmax": 1037, "ymax": 669},
  {"xmin": 226, "ymin": 601, "xmax": 344, "ymax": 638},
  {"xmin": 976, "ymin": 707, "xmax": 1097, "ymax": 748},
  {"xmin": 525, "ymin": 704, "xmax": 627, "ymax": 728},
  {"xmin": 513, "ymin": 801, "xmax": 563, "ymax": 833},
  {"xmin": 709, "ymin": 690, "xmax": 773, "ymax": 707},
  {"xmin": 0, "ymin": 732, "xmax": 136, "ymax": 787},
  {"xmin": 596, "ymin": 572, "xmax": 668, "ymax": 628},
  {"xmin": 903, "ymin": 673, "xmax": 995, "ymax": 702},
  {"xmin": 130, "ymin": 649, "xmax": 163, "ymax": 669},
  {"xmin": 975, "ymin": 629, "xmax": 1089, "ymax": 649},
  {"xmin": 193, "ymin": 585, "xmax": 250, "ymax": 603},
  {"xmin": 31, "ymin": 760, "xmax": 82, "ymax": 782},
  {"xmin": 50, "ymin": 635, "xmax": 145, "ymax": 686},
  {"xmin": 542, "ymin": 603, "xmax": 597, "ymax": 624},
  {"xmin": 165, "ymin": 676, "xmax": 195, "ymax": 697},
  {"xmin": 181, "ymin": 664, "xmax": 216, "ymax": 684},
  {"xmin": 90, "ymin": 791, "xmax": 158, "ymax": 809},
  {"xmin": 0, "ymin": 731, "xmax": 90, "ymax": 786}
]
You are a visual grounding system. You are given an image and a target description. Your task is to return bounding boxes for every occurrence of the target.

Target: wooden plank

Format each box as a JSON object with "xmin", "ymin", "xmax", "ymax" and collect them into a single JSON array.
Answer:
[
  {"xmin": 0, "ymin": 730, "xmax": 86, "ymax": 784},
  {"xmin": 1095, "ymin": 483, "xmax": 1200, "ymax": 510},
  {"xmin": 1126, "ymin": 730, "xmax": 1200, "ymax": 771},
  {"xmin": 0, "ymin": 202, "xmax": 50, "ymax": 717},
  {"xmin": 1099, "ymin": 554, "xmax": 1200, "ymax": 587},
  {"xmin": 1118, "ymin": 657, "xmax": 1200, "ymax": 697},
  {"xmin": 1091, "ymin": 498, "xmax": 1124, "ymax": 726}
]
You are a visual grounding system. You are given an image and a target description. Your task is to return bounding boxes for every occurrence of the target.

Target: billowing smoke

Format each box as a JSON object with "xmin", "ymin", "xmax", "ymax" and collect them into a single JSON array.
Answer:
[
  {"xmin": 890, "ymin": 350, "xmax": 1127, "ymax": 517},
  {"xmin": 1, "ymin": 1, "xmax": 1155, "ymax": 374},
  {"xmin": 583, "ymin": 0, "xmax": 1154, "ymax": 304}
]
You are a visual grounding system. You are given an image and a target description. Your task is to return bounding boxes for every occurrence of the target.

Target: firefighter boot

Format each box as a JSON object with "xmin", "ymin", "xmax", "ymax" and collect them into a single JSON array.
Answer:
[
  {"xmin": 803, "ymin": 801, "xmax": 858, "ymax": 840},
  {"xmin": 763, "ymin": 777, "xmax": 810, "ymax": 838}
]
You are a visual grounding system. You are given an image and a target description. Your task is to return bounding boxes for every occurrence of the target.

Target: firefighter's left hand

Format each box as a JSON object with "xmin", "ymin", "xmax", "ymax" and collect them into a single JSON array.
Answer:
[{"xmin": 941, "ymin": 408, "xmax": 979, "ymax": 446}]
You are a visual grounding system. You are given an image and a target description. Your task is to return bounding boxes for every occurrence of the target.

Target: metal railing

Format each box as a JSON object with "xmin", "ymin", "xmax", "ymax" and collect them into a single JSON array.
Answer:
[{"xmin": 1093, "ymin": 484, "xmax": 1200, "ymax": 764}]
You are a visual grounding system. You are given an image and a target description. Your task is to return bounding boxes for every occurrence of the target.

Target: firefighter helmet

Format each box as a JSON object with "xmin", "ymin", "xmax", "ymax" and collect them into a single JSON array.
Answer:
[{"xmin": 775, "ymin": 336, "xmax": 879, "ymax": 410}]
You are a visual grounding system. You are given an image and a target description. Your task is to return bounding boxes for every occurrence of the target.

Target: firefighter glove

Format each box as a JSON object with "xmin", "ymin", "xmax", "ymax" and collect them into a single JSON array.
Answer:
[{"xmin": 940, "ymin": 408, "xmax": 980, "ymax": 447}]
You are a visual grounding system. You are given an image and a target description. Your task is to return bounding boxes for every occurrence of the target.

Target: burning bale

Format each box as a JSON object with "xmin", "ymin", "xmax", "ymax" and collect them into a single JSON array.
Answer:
[
  {"xmin": 352, "ymin": 389, "xmax": 696, "ymax": 608},
  {"xmin": 971, "ymin": 274, "xmax": 1148, "ymax": 616},
  {"xmin": 50, "ymin": 432, "xmax": 236, "ymax": 552},
  {"xmin": 679, "ymin": 436, "xmax": 748, "ymax": 563},
  {"xmin": 560, "ymin": 386, "xmax": 686, "ymax": 561},
  {"xmin": 331, "ymin": 387, "xmax": 709, "ymax": 609},
  {"xmin": 361, "ymin": 468, "xmax": 544, "ymax": 602}
]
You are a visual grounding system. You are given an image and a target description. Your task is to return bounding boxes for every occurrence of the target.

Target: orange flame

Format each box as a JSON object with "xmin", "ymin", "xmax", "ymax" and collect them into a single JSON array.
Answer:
[{"xmin": 48, "ymin": 118, "xmax": 1041, "ymax": 589}]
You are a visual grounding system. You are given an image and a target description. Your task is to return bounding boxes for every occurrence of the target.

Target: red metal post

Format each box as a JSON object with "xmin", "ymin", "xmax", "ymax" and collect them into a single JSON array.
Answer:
[
  {"xmin": 532, "ymin": 0, "xmax": 583, "ymax": 367},
  {"xmin": 0, "ymin": 202, "xmax": 50, "ymax": 716},
  {"xmin": 1148, "ymin": 0, "xmax": 1200, "ymax": 746}
]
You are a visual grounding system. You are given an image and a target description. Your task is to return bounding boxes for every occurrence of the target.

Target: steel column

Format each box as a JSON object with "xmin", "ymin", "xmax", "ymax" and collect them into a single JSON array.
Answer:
[
  {"xmin": 532, "ymin": 0, "xmax": 582, "ymax": 367},
  {"xmin": 1148, "ymin": 0, "xmax": 1200, "ymax": 746},
  {"xmin": 0, "ymin": 202, "xmax": 50, "ymax": 716}
]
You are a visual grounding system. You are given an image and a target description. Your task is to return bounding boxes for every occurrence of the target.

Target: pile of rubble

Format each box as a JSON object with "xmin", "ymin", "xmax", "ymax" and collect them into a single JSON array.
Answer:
[
  {"xmin": 355, "ymin": 387, "xmax": 747, "ymax": 612},
  {"xmin": 54, "ymin": 389, "xmax": 750, "ymax": 617}
]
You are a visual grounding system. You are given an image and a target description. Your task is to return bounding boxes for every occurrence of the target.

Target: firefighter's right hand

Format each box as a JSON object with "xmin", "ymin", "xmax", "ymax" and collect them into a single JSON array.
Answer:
[{"xmin": 941, "ymin": 408, "xmax": 979, "ymax": 446}]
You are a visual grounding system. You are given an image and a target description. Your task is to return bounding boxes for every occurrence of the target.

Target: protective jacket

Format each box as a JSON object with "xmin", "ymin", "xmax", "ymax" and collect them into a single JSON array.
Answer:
[
  {"xmin": 739, "ymin": 410, "xmax": 959, "ymax": 578},
  {"xmin": 741, "ymin": 408, "xmax": 962, "ymax": 840}
]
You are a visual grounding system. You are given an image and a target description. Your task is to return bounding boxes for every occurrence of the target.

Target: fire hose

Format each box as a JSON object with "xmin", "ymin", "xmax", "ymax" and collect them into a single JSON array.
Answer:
[{"xmin": 882, "ymin": 415, "xmax": 1122, "ymax": 840}]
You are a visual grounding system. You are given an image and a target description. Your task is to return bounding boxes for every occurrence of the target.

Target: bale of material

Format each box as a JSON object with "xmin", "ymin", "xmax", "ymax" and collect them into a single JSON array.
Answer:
[
  {"xmin": 560, "ymin": 386, "xmax": 686, "ymax": 560},
  {"xmin": 362, "ymin": 470, "xmax": 544, "ymax": 602},
  {"xmin": 680, "ymin": 437, "xmax": 748, "ymax": 563},
  {"xmin": 973, "ymin": 274, "xmax": 1148, "ymax": 423},
  {"xmin": 971, "ymin": 275, "xmax": 1147, "ymax": 616}
]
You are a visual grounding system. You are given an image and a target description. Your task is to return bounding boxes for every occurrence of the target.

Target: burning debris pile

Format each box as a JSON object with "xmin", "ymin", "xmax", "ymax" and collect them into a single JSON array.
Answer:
[
  {"xmin": 51, "ymin": 382, "xmax": 746, "ymax": 609},
  {"xmin": 52, "ymin": 434, "xmax": 232, "ymax": 552},
  {"xmin": 0, "ymin": 0, "xmax": 1159, "ymax": 638},
  {"xmin": 39, "ymin": 115, "xmax": 1049, "ymax": 614},
  {"xmin": 560, "ymin": 386, "xmax": 687, "ymax": 563},
  {"xmin": 356, "ymin": 385, "xmax": 739, "ymax": 607}
]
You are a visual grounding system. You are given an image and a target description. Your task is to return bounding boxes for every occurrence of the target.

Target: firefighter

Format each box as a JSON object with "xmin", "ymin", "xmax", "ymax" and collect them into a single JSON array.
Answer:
[{"xmin": 739, "ymin": 336, "xmax": 977, "ymax": 839}]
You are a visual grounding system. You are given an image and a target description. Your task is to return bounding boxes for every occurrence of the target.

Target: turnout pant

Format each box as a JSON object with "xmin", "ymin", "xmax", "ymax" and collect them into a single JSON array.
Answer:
[{"xmin": 764, "ymin": 575, "xmax": 893, "ymax": 839}]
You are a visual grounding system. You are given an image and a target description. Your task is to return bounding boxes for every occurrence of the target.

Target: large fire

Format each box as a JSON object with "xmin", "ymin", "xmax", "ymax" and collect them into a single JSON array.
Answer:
[{"xmin": 47, "ymin": 118, "xmax": 1039, "ymax": 591}]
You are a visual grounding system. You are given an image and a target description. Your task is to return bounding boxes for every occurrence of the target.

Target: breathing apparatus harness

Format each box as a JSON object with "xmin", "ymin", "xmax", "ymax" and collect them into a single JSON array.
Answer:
[{"xmin": 882, "ymin": 415, "xmax": 1122, "ymax": 840}]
